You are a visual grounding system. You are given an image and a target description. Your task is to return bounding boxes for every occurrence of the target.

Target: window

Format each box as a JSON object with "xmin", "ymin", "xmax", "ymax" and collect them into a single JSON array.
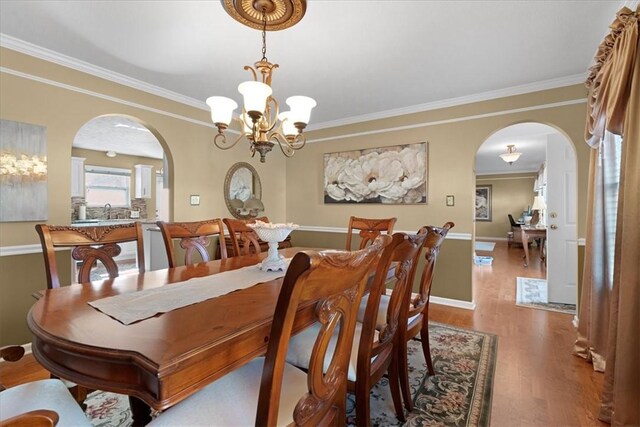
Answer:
[{"xmin": 85, "ymin": 166, "xmax": 131, "ymax": 207}]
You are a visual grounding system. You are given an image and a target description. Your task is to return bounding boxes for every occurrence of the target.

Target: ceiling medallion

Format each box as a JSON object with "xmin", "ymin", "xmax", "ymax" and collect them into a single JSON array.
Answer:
[{"xmin": 222, "ymin": 0, "xmax": 306, "ymax": 31}]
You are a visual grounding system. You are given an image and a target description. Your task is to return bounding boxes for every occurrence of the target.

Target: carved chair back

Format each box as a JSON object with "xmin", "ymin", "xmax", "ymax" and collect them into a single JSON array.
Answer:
[
  {"xmin": 157, "ymin": 219, "xmax": 227, "ymax": 267},
  {"xmin": 409, "ymin": 222, "xmax": 454, "ymax": 319},
  {"xmin": 223, "ymin": 216, "xmax": 269, "ymax": 257},
  {"xmin": 35, "ymin": 223, "xmax": 145, "ymax": 289},
  {"xmin": 256, "ymin": 236, "xmax": 389, "ymax": 426},
  {"xmin": 346, "ymin": 216, "xmax": 397, "ymax": 250},
  {"xmin": 351, "ymin": 230, "xmax": 427, "ymax": 425},
  {"xmin": 396, "ymin": 222, "xmax": 454, "ymax": 411}
]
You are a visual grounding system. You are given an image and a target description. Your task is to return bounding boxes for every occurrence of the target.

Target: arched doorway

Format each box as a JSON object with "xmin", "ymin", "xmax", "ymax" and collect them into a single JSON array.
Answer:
[
  {"xmin": 71, "ymin": 114, "xmax": 174, "ymax": 275},
  {"xmin": 474, "ymin": 122, "xmax": 578, "ymax": 306}
]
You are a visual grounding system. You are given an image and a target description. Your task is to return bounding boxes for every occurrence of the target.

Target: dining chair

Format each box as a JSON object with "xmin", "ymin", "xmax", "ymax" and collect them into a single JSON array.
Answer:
[
  {"xmin": 0, "ymin": 345, "xmax": 92, "ymax": 426},
  {"xmin": 35, "ymin": 222, "xmax": 145, "ymax": 406},
  {"xmin": 223, "ymin": 216, "xmax": 269, "ymax": 257},
  {"xmin": 345, "ymin": 216, "xmax": 397, "ymax": 250},
  {"xmin": 149, "ymin": 236, "xmax": 389, "ymax": 426},
  {"xmin": 157, "ymin": 219, "xmax": 227, "ymax": 267},
  {"xmin": 287, "ymin": 231, "xmax": 427, "ymax": 426},
  {"xmin": 397, "ymin": 222, "xmax": 454, "ymax": 411},
  {"xmin": 35, "ymin": 222, "xmax": 145, "ymax": 289}
]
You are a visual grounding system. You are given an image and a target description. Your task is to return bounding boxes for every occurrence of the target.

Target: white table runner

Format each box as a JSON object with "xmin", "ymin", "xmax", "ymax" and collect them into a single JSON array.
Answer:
[{"xmin": 89, "ymin": 260, "xmax": 290, "ymax": 325}]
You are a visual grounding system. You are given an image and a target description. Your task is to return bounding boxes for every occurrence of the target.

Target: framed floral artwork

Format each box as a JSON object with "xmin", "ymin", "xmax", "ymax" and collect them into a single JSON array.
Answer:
[
  {"xmin": 323, "ymin": 142, "xmax": 427, "ymax": 204},
  {"xmin": 475, "ymin": 185, "xmax": 492, "ymax": 221}
]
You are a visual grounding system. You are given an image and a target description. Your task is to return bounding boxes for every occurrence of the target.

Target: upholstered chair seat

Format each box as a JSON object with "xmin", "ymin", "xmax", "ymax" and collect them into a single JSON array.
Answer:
[
  {"xmin": 148, "ymin": 358, "xmax": 306, "ymax": 427},
  {"xmin": 285, "ymin": 322, "xmax": 379, "ymax": 382},
  {"xmin": 0, "ymin": 379, "xmax": 92, "ymax": 426},
  {"xmin": 357, "ymin": 294, "xmax": 421, "ymax": 330}
]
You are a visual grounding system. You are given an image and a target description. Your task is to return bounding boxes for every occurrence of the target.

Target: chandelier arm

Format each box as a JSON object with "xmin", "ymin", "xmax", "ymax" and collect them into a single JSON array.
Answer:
[
  {"xmin": 264, "ymin": 96, "xmax": 279, "ymax": 132},
  {"xmin": 244, "ymin": 65, "xmax": 258, "ymax": 82},
  {"xmin": 269, "ymin": 133, "xmax": 296, "ymax": 157}
]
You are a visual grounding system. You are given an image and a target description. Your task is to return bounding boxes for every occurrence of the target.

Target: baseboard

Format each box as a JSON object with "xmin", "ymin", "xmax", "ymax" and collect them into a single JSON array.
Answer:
[
  {"xmin": 475, "ymin": 236, "xmax": 508, "ymax": 241},
  {"xmin": 430, "ymin": 296, "xmax": 476, "ymax": 310}
]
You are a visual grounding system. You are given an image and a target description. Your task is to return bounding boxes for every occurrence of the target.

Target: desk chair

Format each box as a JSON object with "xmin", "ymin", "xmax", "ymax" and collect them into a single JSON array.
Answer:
[
  {"xmin": 0, "ymin": 346, "xmax": 91, "ymax": 426},
  {"xmin": 157, "ymin": 219, "xmax": 227, "ymax": 267},
  {"xmin": 508, "ymin": 214, "xmax": 523, "ymax": 248},
  {"xmin": 288, "ymin": 232, "xmax": 426, "ymax": 426},
  {"xmin": 223, "ymin": 216, "xmax": 269, "ymax": 257},
  {"xmin": 35, "ymin": 223, "xmax": 145, "ymax": 288},
  {"xmin": 345, "ymin": 216, "xmax": 397, "ymax": 250},
  {"xmin": 149, "ymin": 237, "xmax": 388, "ymax": 426},
  {"xmin": 397, "ymin": 222, "xmax": 453, "ymax": 411}
]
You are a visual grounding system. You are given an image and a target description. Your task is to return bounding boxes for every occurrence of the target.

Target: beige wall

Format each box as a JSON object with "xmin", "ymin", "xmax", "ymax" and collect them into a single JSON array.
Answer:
[
  {"xmin": 0, "ymin": 46, "xmax": 591, "ymax": 345},
  {"xmin": 286, "ymin": 84, "xmax": 590, "ymax": 305},
  {"xmin": 0, "ymin": 48, "xmax": 287, "ymax": 345},
  {"xmin": 475, "ymin": 173, "xmax": 537, "ymax": 239}
]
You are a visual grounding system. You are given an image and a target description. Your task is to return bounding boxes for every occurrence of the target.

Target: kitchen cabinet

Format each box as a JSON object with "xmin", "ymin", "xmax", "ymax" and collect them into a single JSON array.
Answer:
[
  {"xmin": 134, "ymin": 164, "xmax": 153, "ymax": 199},
  {"xmin": 71, "ymin": 157, "xmax": 85, "ymax": 197}
]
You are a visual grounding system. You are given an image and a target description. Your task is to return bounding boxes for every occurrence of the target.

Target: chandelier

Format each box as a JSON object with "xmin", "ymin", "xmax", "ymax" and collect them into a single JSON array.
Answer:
[
  {"xmin": 499, "ymin": 144, "xmax": 523, "ymax": 165},
  {"xmin": 208, "ymin": 0, "xmax": 314, "ymax": 163}
]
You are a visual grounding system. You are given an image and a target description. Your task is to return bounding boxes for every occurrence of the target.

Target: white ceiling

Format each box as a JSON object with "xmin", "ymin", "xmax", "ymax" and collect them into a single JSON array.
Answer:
[
  {"xmin": 0, "ymin": 0, "xmax": 622, "ymax": 129},
  {"xmin": 475, "ymin": 122, "xmax": 558, "ymax": 175},
  {"xmin": 74, "ymin": 116, "xmax": 164, "ymax": 159}
]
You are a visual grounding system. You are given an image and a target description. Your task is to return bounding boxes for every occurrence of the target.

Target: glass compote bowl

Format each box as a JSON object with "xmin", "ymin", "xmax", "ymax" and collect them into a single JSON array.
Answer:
[{"xmin": 248, "ymin": 221, "xmax": 299, "ymax": 271}]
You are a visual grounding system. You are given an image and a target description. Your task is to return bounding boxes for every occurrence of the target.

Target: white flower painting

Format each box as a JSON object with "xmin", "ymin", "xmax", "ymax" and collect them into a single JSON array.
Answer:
[{"xmin": 323, "ymin": 142, "xmax": 427, "ymax": 204}]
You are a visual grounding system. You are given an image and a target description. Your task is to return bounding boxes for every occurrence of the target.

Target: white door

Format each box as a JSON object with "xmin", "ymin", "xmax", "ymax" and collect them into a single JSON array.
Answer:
[{"xmin": 546, "ymin": 133, "xmax": 578, "ymax": 304}]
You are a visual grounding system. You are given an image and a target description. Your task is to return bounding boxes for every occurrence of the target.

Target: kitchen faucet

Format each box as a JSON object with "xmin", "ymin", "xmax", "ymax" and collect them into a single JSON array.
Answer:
[{"xmin": 104, "ymin": 203, "xmax": 112, "ymax": 220}]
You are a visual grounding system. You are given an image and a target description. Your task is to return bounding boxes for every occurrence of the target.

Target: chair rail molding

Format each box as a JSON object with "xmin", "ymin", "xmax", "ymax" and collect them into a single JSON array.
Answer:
[{"xmin": 296, "ymin": 225, "xmax": 471, "ymax": 241}]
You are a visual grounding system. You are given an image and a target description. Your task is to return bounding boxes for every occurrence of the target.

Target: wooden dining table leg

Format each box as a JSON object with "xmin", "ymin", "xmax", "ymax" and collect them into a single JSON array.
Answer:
[{"xmin": 129, "ymin": 396, "xmax": 152, "ymax": 426}]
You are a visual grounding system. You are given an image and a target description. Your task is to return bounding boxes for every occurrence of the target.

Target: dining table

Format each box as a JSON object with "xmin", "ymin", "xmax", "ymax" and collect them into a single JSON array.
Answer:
[{"xmin": 27, "ymin": 247, "xmax": 319, "ymax": 425}]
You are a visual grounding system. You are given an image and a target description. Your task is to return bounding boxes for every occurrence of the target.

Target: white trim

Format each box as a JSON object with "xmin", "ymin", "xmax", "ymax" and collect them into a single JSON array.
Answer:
[
  {"xmin": 310, "ymin": 74, "xmax": 587, "ymax": 130},
  {"xmin": 0, "ymin": 33, "xmax": 208, "ymax": 111},
  {"xmin": 2, "ymin": 34, "xmax": 588, "ymax": 136},
  {"xmin": 307, "ymin": 99, "xmax": 587, "ymax": 144},
  {"xmin": 0, "ymin": 244, "xmax": 69, "ymax": 257},
  {"xmin": 572, "ymin": 315, "xmax": 579, "ymax": 328},
  {"xmin": 296, "ymin": 225, "xmax": 472, "ymax": 241},
  {"xmin": 578, "ymin": 238, "xmax": 586, "ymax": 246},
  {"xmin": 476, "ymin": 174, "xmax": 537, "ymax": 180},
  {"xmin": 0, "ymin": 66, "xmax": 216, "ymax": 129},
  {"xmin": 475, "ymin": 236, "xmax": 509, "ymax": 242},
  {"xmin": 430, "ymin": 296, "xmax": 476, "ymax": 311}
]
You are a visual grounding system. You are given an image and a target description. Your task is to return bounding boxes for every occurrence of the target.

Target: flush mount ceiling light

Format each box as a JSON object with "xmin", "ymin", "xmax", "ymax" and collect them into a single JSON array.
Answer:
[
  {"xmin": 105, "ymin": 151, "xmax": 117, "ymax": 158},
  {"xmin": 499, "ymin": 144, "xmax": 522, "ymax": 165},
  {"xmin": 208, "ymin": 0, "xmax": 315, "ymax": 163}
]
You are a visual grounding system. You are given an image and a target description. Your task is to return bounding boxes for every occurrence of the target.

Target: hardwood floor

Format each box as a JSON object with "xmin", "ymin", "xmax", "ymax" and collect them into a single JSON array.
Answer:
[
  {"xmin": 0, "ymin": 241, "xmax": 605, "ymax": 426},
  {"xmin": 430, "ymin": 240, "xmax": 606, "ymax": 426}
]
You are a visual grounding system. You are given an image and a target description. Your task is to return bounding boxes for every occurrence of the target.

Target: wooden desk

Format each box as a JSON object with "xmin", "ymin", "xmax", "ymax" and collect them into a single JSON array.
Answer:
[
  {"xmin": 520, "ymin": 226, "xmax": 547, "ymax": 267},
  {"xmin": 27, "ymin": 247, "xmax": 315, "ymax": 425}
]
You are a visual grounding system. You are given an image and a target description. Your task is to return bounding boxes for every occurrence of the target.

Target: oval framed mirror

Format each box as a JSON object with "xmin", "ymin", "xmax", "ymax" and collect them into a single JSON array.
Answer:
[{"xmin": 224, "ymin": 162, "xmax": 263, "ymax": 219}]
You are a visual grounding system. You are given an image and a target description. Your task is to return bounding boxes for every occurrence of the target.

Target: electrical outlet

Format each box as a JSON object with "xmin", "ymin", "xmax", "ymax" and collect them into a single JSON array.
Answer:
[{"xmin": 190, "ymin": 195, "xmax": 200, "ymax": 206}]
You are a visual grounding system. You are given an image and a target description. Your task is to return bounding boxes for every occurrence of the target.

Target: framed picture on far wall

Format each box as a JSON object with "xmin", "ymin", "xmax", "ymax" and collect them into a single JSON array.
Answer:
[
  {"xmin": 323, "ymin": 142, "xmax": 428, "ymax": 204},
  {"xmin": 475, "ymin": 185, "xmax": 492, "ymax": 221}
]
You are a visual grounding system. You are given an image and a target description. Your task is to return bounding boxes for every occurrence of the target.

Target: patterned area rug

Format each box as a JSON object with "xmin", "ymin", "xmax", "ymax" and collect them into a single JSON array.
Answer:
[
  {"xmin": 516, "ymin": 277, "xmax": 576, "ymax": 314},
  {"xmin": 85, "ymin": 323, "xmax": 497, "ymax": 427}
]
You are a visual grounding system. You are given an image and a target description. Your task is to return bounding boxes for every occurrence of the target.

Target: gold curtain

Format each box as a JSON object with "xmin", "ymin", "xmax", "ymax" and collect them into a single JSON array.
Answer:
[{"xmin": 577, "ymin": 5, "xmax": 639, "ymax": 426}]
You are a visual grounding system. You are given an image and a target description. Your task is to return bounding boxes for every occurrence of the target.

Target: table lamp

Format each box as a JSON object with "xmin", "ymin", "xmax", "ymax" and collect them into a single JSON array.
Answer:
[{"xmin": 531, "ymin": 195, "xmax": 547, "ymax": 226}]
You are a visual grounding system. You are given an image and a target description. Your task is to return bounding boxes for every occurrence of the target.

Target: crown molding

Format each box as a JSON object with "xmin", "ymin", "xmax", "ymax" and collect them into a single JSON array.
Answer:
[
  {"xmin": 476, "ymin": 170, "xmax": 539, "ymax": 177},
  {"xmin": 2, "ymin": 33, "xmax": 586, "ymax": 134},
  {"xmin": 308, "ymin": 73, "xmax": 587, "ymax": 131},
  {"xmin": 0, "ymin": 33, "xmax": 209, "ymax": 111}
]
